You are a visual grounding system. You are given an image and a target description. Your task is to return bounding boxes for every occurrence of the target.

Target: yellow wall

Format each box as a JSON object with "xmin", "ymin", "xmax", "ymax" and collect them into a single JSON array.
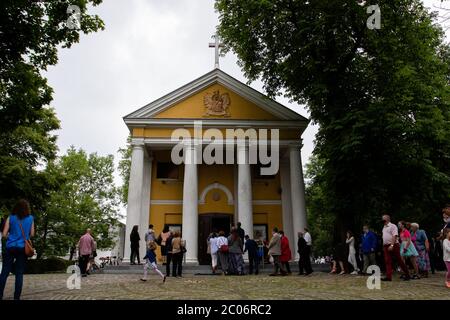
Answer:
[
  {"xmin": 154, "ymin": 83, "xmax": 278, "ymax": 120},
  {"xmin": 252, "ymin": 173, "xmax": 281, "ymax": 201},
  {"xmin": 150, "ymin": 151, "xmax": 184, "ymax": 200},
  {"xmin": 253, "ymin": 206, "xmax": 283, "ymax": 236},
  {"xmin": 133, "ymin": 127, "xmax": 301, "ymax": 140},
  {"xmin": 198, "ymin": 164, "xmax": 234, "ymax": 214},
  {"xmin": 131, "ymin": 83, "xmax": 303, "ymax": 139}
]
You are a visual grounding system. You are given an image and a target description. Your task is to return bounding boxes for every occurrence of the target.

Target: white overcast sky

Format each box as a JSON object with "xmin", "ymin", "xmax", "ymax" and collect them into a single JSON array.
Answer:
[{"xmin": 45, "ymin": 0, "xmax": 449, "ymax": 183}]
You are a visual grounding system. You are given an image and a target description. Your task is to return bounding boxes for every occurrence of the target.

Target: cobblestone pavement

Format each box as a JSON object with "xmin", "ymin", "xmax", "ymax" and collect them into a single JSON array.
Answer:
[{"xmin": 2, "ymin": 272, "xmax": 449, "ymax": 300}]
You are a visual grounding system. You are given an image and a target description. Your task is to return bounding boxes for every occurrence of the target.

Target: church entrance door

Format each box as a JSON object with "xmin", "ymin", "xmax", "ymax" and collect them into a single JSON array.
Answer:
[{"xmin": 198, "ymin": 213, "xmax": 233, "ymax": 265}]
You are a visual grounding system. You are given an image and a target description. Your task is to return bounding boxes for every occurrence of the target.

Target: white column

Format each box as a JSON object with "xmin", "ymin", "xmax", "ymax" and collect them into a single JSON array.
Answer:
[
  {"xmin": 182, "ymin": 143, "xmax": 198, "ymax": 264},
  {"xmin": 233, "ymin": 163, "xmax": 239, "ymax": 225},
  {"xmin": 139, "ymin": 151, "xmax": 152, "ymax": 260},
  {"xmin": 280, "ymin": 157, "xmax": 295, "ymax": 259},
  {"xmin": 289, "ymin": 144, "xmax": 307, "ymax": 242},
  {"xmin": 237, "ymin": 144, "xmax": 253, "ymax": 239},
  {"xmin": 124, "ymin": 139, "xmax": 145, "ymax": 262}
]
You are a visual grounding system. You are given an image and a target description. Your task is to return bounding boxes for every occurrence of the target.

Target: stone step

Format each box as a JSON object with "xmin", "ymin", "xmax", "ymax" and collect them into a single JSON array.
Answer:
[{"xmin": 101, "ymin": 263, "xmax": 330, "ymax": 274}]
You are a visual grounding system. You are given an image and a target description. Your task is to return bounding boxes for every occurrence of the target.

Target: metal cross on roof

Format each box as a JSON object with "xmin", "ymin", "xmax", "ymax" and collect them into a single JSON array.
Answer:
[{"xmin": 209, "ymin": 33, "xmax": 224, "ymax": 69}]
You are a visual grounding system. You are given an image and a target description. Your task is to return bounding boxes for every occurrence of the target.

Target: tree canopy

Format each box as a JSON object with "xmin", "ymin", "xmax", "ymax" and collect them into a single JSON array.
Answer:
[
  {"xmin": 0, "ymin": 0, "xmax": 104, "ymax": 211},
  {"xmin": 216, "ymin": 0, "xmax": 450, "ymax": 240},
  {"xmin": 0, "ymin": 1, "xmax": 117, "ymax": 258},
  {"xmin": 118, "ymin": 136, "xmax": 132, "ymax": 205},
  {"xmin": 34, "ymin": 147, "xmax": 122, "ymax": 258}
]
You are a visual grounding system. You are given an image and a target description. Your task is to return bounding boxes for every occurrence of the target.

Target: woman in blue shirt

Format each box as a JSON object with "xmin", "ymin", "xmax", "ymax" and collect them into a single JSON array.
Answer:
[{"xmin": 0, "ymin": 199, "xmax": 35, "ymax": 300}]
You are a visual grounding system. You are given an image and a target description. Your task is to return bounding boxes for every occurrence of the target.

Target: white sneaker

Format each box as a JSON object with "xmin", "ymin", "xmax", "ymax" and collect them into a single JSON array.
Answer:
[{"xmin": 350, "ymin": 271, "xmax": 358, "ymax": 275}]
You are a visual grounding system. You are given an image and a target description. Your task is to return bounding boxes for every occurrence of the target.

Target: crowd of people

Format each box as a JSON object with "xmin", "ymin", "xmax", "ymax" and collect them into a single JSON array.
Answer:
[
  {"xmin": 133, "ymin": 224, "xmax": 186, "ymax": 282},
  {"xmin": 134, "ymin": 222, "xmax": 309, "ymax": 278},
  {"xmin": 206, "ymin": 225, "xmax": 315, "ymax": 277},
  {"xmin": 328, "ymin": 210, "xmax": 450, "ymax": 287},
  {"xmin": 129, "ymin": 207, "xmax": 450, "ymax": 289},
  {"xmin": 0, "ymin": 199, "xmax": 449, "ymax": 300}
]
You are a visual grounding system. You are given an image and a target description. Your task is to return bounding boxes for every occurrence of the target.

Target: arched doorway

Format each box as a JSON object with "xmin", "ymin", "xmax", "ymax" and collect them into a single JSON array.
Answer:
[{"xmin": 198, "ymin": 213, "xmax": 234, "ymax": 265}]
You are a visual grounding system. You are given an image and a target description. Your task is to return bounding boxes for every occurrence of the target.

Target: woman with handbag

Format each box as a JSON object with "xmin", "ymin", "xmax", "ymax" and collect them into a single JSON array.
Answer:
[
  {"xmin": 0, "ymin": 199, "xmax": 35, "ymax": 300},
  {"xmin": 216, "ymin": 231, "xmax": 229, "ymax": 275}
]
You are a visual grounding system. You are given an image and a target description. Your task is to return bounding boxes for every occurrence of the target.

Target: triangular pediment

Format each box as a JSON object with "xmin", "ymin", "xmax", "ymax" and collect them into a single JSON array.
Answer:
[
  {"xmin": 153, "ymin": 82, "xmax": 281, "ymax": 120},
  {"xmin": 123, "ymin": 69, "xmax": 308, "ymax": 124}
]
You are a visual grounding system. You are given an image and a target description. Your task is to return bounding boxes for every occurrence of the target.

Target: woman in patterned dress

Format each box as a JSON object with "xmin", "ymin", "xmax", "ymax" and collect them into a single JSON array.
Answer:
[
  {"xmin": 227, "ymin": 228, "xmax": 245, "ymax": 275},
  {"xmin": 410, "ymin": 223, "xmax": 430, "ymax": 278}
]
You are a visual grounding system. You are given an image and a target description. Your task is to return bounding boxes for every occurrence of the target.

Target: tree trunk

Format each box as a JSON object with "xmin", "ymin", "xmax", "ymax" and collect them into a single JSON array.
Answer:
[
  {"xmin": 37, "ymin": 219, "xmax": 49, "ymax": 260},
  {"xmin": 69, "ymin": 245, "xmax": 76, "ymax": 261}
]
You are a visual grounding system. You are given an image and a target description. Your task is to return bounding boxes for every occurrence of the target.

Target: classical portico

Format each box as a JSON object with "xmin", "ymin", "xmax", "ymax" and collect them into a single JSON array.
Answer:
[{"xmin": 123, "ymin": 68, "xmax": 309, "ymax": 264}]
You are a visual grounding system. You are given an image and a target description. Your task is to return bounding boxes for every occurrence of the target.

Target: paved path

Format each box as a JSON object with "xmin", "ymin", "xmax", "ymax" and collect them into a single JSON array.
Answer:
[{"xmin": 2, "ymin": 272, "xmax": 449, "ymax": 300}]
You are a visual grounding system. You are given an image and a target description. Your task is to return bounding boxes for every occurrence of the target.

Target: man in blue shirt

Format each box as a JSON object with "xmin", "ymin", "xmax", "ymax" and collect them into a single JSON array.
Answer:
[{"xmin": 361, "ymin": 225, "xmax": 378, "ymax": 274}]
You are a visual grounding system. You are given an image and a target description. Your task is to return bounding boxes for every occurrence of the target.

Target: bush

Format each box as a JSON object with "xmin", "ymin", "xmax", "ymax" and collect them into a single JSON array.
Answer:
[{"xmin": 24, "ymin": 257, "xmax": 74, "ymax": 274}]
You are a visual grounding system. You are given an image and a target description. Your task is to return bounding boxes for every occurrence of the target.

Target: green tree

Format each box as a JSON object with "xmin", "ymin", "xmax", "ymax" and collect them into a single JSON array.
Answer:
[
  {"xmin": 216, "ymin": 0, "xmax": 450, "ymax": 240},
  {"xmin": 35, "ymin": 147, "xmax": 122, "ymax": 259},
  {"xmin": 0, "ymin": 0, "xmax": 104, "ymax": 211},
  {"xmin": 304, "ymin": 155, "xmax": 334, "ymax": 256}
]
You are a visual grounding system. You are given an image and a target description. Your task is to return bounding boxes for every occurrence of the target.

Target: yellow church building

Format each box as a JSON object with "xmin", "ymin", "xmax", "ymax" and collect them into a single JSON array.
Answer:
[{"xmin": 123, "ymin": 68, "xmax": 309, "ymax": 264}]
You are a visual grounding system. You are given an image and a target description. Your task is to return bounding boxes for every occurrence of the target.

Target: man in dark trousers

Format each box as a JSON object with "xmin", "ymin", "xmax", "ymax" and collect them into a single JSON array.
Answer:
[
  {"xmin": 303, "ymin": 228, "xmax": 314, "ymax": 275},
  {"xmin": 77, "ymin": 229, "xmax": 95, "ymax": 277},
  {"xmin": 165, "ymin": 232, "xmax": 173, "ymax": 277},
  {"xmin": 244, "ymin": 235, "xmax": 259, "ymax": 275},
  {"xmin": 297, "ymin": 232, "xmax": 308, "ymax": 275}
]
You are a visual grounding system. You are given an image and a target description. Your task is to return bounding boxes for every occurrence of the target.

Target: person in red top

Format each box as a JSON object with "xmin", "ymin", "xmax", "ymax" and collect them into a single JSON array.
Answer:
[
  {"xmin": 381, "ymin": 215, "xmax": 410, "ymax": 281},
  {"xmin": 279, "ymin": 230, "xmax": 292, "ymax": 275}
]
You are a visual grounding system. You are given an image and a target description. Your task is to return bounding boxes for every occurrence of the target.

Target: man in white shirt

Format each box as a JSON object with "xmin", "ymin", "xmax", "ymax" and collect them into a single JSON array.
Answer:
[
  {"xmin": 303, "ymin": 228, "xmax": 313, "ymax": 275},
  {"xmin": 303, "ymin": 229, "xmax": 312, "ymax": 246},
  {"xmin": 381, "ymin": 214, "xmax": 410, "ymax": 281}
]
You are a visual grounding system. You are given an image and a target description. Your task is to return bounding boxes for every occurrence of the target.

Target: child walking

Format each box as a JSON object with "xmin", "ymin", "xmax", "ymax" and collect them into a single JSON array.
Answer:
[
  {"xmin": 443, "ymin": 229, "xmax": 450, "ymax": 288},
  {"xmin": 141, "ymin": 241, "xmax": 166, "ymax": 283}
]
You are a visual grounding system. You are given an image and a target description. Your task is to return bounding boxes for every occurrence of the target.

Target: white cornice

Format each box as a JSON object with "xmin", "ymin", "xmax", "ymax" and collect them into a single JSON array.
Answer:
[
  {"xmin": 138, "ymin": 138, "xmax": 302, "ymax": 147},
  {"xmin": 253, "ymin": 200, "xmax": 282, "ymax": 205},
  {"xmin": 151, "ymin": 200, "xmax": 183, "ymax": 205},
  {"xmin": 124, "ymin": 118, "xmax": 307, "ymax": 130},
  {"xmin": 150, "ymin": 199, "xmax": 281, "ymax": 205}
]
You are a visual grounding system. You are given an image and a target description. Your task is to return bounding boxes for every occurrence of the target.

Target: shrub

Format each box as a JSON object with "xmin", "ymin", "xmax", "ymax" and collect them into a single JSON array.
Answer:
[{"xmin": 24, "ymin": 257, "xmax": 74, "ymax": 274}]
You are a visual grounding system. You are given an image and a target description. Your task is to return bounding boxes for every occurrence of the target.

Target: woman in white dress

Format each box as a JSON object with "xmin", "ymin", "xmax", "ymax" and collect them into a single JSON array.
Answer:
[{"xmin": 346, "ymin": 231, "xmax": 360, "ymax": 275}]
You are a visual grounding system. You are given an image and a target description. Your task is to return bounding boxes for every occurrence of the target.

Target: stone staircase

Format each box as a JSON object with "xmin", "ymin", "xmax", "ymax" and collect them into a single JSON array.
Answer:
[{"xmin": 101, "ymin": 262, "xmax": 330, "ymax": 274}]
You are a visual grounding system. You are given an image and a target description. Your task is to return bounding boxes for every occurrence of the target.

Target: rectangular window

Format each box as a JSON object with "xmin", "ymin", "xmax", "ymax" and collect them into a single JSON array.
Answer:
[
  {"xmin": 156, "ymin": 162, "xmax": 180, "ymax": 179},
  {"xmin": 252, "ymin": 164, "xmax": 276, "ymax": 180}
]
